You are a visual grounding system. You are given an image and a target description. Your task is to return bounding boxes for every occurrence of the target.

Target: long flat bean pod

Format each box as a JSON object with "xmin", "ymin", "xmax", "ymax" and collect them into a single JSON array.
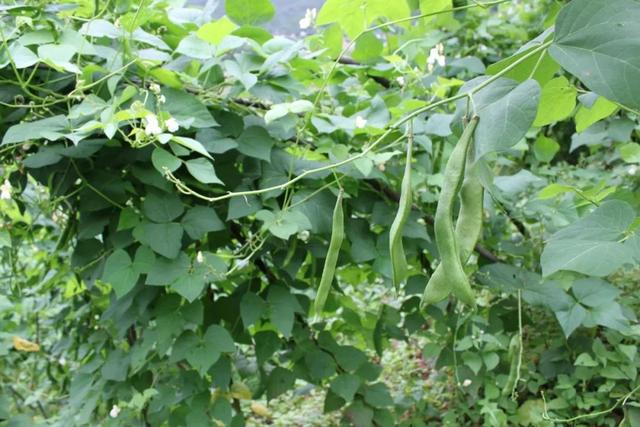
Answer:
[
  {"xmin": 313, "ymin": 189, "xmax": 344, "ymax": 316},
  {"xmin": 421, "ymin": 117, "xmax": 479, "ymax": 307},
  {"xmin": 389, "ymin": 127, "xmax": 413, "ymax": 291},
  {"xmin": 421, "ymin": 140, "xmax": 484, "ymax": 306},
  {"xmin": 502, "ymin": 334, "xmax": 521, "ymax": 397}
]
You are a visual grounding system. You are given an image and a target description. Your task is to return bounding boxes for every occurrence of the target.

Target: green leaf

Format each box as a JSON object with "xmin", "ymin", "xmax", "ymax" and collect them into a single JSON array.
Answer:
[
  {"xmin": 330, "ymin": 374, "xmax": 362, "ymax": 402},
  {"xmin": 352, "ymin": 32, "xmax": 383, "ymax": 62},
  {"xmin": 255, "ymin": 331, "xmax": 280, "ymax": 365},
  {"xmin": 456, "ymin": 78, "xmax": 540, "ymax": 159},
  {"xmin": 2, "ymin": 116, "xmax": 68, "ymax": 145},
  {"xmin": 240, "ymin": 292, "xmax": 266, "ymax": 328},
  {"xmin": 143, "ymin": 192, "xmax": 184, "ymax": 223},
  {"xmin": 236, "ymin": 126, "xmax": 275, "ymax": 162},
  {"xmin": 4, "ymin": 43, "xmax": 39, "ymax": 69},
  {"xmin": 486, "ymin": 31, "xmax": 559, "ymax": 86},
  {"xmin": 550, "ymin": 0, "xmax": 640, "ymax": 110},
  {"xmin": 171, "ymin": 269, "xmax": 206, "ymax": 302},
  {"xmin": 102, "ymin": 249, "xmax": 139, "ymax": 298},
  {"xmin": 152, "ymin": 147, "xmax": 181, "ymax": 173},
  {"xmin": 134, "ymin": 222, "xmax": 184, "ymax": 259},
  {"xmin": 268, "ymin": 286, "xmax": 298, "ymax": 338},
  {"xmin": 541, "ymin": 200, "xmax": 636, "ymax": 277},
  {"xmin": 305, "ymin": 350, "xmax": 337, "ymax": 381},
  {"xmin": 574, "ymin": 96, "xmax": 618, "ymax": 132},
  {"xmin": 197, "ymin": 16, "xmax": 238, "ymax": 45},
  {"xmin": 533, "ymin": 135, "xmax": 560, "ymax": 163},
  {"xmin": 162, "ymin": 88, "xmax": 218, "ymax": 128},
  {"xmin": 317, "ymin": 0, "xmax": 410, "ymax": 39},
  {"xmin": 344, "ymin": 400, "xmax": 374, "ymax": 427},
  {"xmin": 225, "ymin": 0, "xmax": 275, "ymax": 25},
  {"xmin": 185, "ymin": 158, "xmax": 223, "ymax": 185},
  {"xmin": 533, "ymin": 77, "xmax": 577, "ymax": 126},
  {"xmin": 204, "ymin": 325, "xmax": 235, "ymax": 353},
  {"xmin": 146, "ymin": 253, "xmax": 190, "ymax": 285},
  {"xmin": 181, "ymin": 206, "xmax": 225, "ymax": 239},
  {"xmin": 172, "ymin": 137, "xmax": 213, "ymax": 159},
  {"xmin": 363, "ymin": 382, "xmax": 393, "ymax": 408},
  {"xmin": 620, "ymin": 143, "xmax": 640, "ymax": 163},
  {"xmin": 266, "ymin": 367, "xmax": 295, "ymax": 400}
]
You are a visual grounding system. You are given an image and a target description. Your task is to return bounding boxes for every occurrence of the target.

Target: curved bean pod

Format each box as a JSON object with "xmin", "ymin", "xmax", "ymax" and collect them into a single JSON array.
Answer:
[
  {"xmin": 389, "ymin": 129, "xmax": 413, "ymax": 291},
  {"xmin": 421, "ymin": 117, "xmax": 479, "ymax": 307},
  {"xmin": 313, "ymin": 189, "xmax": 344, "ymax": 317}
]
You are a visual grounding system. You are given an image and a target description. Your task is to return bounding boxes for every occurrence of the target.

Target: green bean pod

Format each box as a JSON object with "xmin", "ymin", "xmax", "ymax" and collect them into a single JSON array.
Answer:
[
  {"xmin": 502, "ymin": 334, "xmax": 521, "ymax": 397},
  {"xmin": 421, "ymin": 117, "xmax": 479, "ymax": 307},
  {"xmin": 389, "ymin": 130, "xmax": 413, "ymax": 291},
  {"xmin": 313, "ymin": 189, "xmax": 344, "ymax": 317}
]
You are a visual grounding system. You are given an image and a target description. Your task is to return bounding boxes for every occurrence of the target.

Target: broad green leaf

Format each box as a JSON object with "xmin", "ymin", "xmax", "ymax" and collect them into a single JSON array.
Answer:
[
  {"xmin": 344, "ymin": 400, "xmax": 374, "ymax": 427},
  {"xmin": 533, "ymin": 77, "xmax": 577, "ymax": 126},
  {"xmin": 457, "ymin": 78, "xmax": 541, "ymax": 160},
  {"xmin": 305, "ymin": 350, "xmax": 336, "ymax": 381},
  {"xmin": 620, "ymin": 143, "xmax": 640, "ymax": 163},
  {"xmin": 204, "ymin": 325, "xmax": 235, "ymax": 353},
  {"xmin": 549, "ymin": 0, "xmax": 640, "ymax": 110},
  {"xmin": 554, "ymin": 301, "xmax": 588, "ymax": 337},
  {"xmin": 363, "ymin": 383, "xmax": 393, "ymax": 408},
  {"xmin": 352, "ymin": 32, "xmax": 383, "ymax": 62},
  {"xmin": 236, "ymin": 126, "xmax": 275, "ymax": 162},
  {"xmin": 2, "ymin": 116, "xmax": 69, "ymax": 145},
  {"xmin": 486, "ymin": 30, "xmax": 559, "ymax": 86},
  {"xmin": 197, "ymin": 16, "xmax": 238, "ymax": 45},
  {"xmin": 330, "ymin": 374, "xmax": 362, "ymax": 402},
  {"xmin": 102, "ymin": 249, "xmax": 139, "ymax": 298},
  {"xmin": 541, "ymin": 200, "xmax": 636, "ymax": 277},
  {"xmin": 152, "ymin": 147, "xmax": 181, "ymax": 173},
  {"xmin": 255, "ymin": 331, "xmax": 280, "ymax": 365},
  {"xmin": 266, "ymin": 367, "xmax": 295, "ymax": 400},
  {"xmin": 533, "ymin": 135, "xmax": 560, "ymax": 163},
  {"xmin": 143, "ymin": 192, "xmax": 184, "ymax": 223},
  {"xmin": 225, "ymin": 0, "xmax": 275, "ymax": 25},
  {"xmin": 316, "ymin": 0, "xmax": 410, "ymax": 39},
  {"xmin": 185, "ymin": 158, "xmax": 223, "ymax": 185},
  {"xmin": 146, "ymin": 253, "xmax": 190, "ymax": 285},
  {"xmin": 268, "ymin": 286, "xmax": 299, "ymax": 338},
  {"xmin": 3, "ymin": 43, "xmax": 39, "ymax": 68},
  {"xmin": 134, "ymin": 222, "xmax": 184, "ymax": 259},
  {"xmin": 181, "ymin": 206, "xmax": 225, "ymax": 239},
  {"xmin": 537, "ymin": 183, "xmax": 574, "ymax": 200},
  {"xmin": 162, "ymin": 88, "xmax": 218, "ymax": 128},
  {"xmin": 172, "ymin": 272, "xmax": 205, "ymax": 302},
  {"xmin": 172, "ymin": 137, "xmax": 213, "ymax": 159},
  {"xmin": 240, "ymin": 292, "xmax": 266, "ymax": 328},
  {"xmin": 574, "ymin": 96, "xmax": 618, "ymax": 132}
]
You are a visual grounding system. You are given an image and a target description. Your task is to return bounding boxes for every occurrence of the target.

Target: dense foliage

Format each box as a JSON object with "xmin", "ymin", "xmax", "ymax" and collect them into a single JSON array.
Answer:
[{"xmin": 1, "ymin": 0, "xmax": 639, "ymax": 425}]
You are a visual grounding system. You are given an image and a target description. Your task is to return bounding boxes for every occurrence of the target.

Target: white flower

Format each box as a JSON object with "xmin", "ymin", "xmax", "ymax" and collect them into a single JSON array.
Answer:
[
  {"xmin": 236, "ymin": 258, "xmax": 249, "ymax": 270},
  {"xmin": 196, "ymin": 251, "xmax": 204, "ymax": 264},
  {"xmin": 158, "ymin": 95, "xmax": 166, "ymax": 104},
  {"xmin": 297, "ymin": 230, "xmax": 310, "ymax": 242},
  {"xmin": 427, "ymin": 43, "xmax": 446, "ymax": 71},
  {"xmin": 109, "ymin": 405, "xmax": 121, "ymax": 418},
  {"xmin": 144, "ymin": 114, "xmax": 162, "ymax": 136},
  {"xmin": 0, "ymin": 179, "xmax": 11, "ymax": 200},
  {"xmin": 355, "ymin": 116, "xmax": 367, "ymax": 129},
  {"xmin": 58, "ymin": 356, "xmax": 66, "ymax": 366},
  {"xmin": 165, "ymin": 117, "xmax": 179, "ymax": 133},
  {"xmin": 396, "ymin": 76, "xmax": 405, "ymax": 86},
  {"xmin": 629, "ymin": 165, "xmax": 638, "ymax": 176},
  {"xmin": 149, "ymin": 83, "xmax": 161, "ymax": 94},
  {"xmin": 462, "ymin": 379, "xmax": 472, "ymax": 387},
  {"xmin": 299, "ymin": 8, "xmax": 317, "ymax": 30}
]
